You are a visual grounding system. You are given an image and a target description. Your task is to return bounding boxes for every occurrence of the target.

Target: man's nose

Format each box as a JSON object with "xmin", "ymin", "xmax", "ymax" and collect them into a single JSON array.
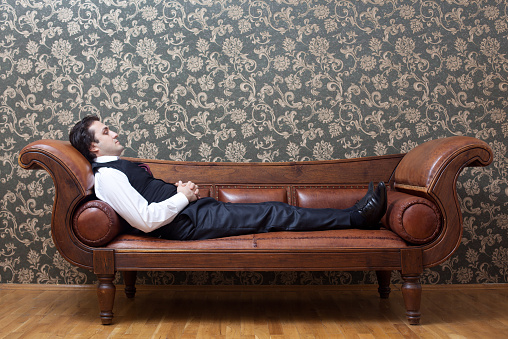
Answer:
[{"xmin": 111, "ymin": 131, "xmax": 118, "ymax": 138}]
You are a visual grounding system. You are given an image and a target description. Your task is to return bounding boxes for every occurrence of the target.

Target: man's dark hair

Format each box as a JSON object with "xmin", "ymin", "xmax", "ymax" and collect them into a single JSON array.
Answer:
[{"xmin": 69, "ymin": 115, "xmax": 100, "ymax": 163}]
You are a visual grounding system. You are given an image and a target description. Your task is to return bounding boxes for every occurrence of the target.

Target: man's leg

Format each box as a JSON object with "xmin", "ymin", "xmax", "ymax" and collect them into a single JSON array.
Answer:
[{"xmin": 180, "ymin": 198, "xmax": 353, "ymax": 240}]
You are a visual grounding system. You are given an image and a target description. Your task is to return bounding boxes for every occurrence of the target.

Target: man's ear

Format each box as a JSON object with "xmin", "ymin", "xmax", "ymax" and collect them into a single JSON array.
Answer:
[{"xmin": 89, "ymin": 142, "xmax": 99, "ymax": 154}]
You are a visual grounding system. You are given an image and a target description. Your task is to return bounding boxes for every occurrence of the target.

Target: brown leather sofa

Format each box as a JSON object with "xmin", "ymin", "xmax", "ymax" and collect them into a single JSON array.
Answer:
[{"xmin": 18, "ymin": 136, "xmax": 493, "ymax": 325}]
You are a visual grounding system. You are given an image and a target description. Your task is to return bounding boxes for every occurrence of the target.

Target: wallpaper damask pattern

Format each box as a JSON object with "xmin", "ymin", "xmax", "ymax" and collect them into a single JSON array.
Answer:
[{"xmin": 1, "ymin": 0, "xmax": 507, "ymax": 285}]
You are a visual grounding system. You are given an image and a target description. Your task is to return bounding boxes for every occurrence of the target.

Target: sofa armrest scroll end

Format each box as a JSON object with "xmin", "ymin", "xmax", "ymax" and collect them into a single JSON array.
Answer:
[
  {"xmin": 73, "ymin": 200, "xmax": 127, "ymax": 247},
  {"xmin": 383, "ymin": 191, "xmax": 442, "ymax": 245},
  {"xmin": 394, "ymin": 136, "xmax": 493, "ymax": 192}
]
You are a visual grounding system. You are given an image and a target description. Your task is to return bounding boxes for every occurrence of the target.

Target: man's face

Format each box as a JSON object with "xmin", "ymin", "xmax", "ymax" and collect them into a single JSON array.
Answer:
[{"xmin": 89, "ymin": 120, "xmax": 124, "ymax": 158}]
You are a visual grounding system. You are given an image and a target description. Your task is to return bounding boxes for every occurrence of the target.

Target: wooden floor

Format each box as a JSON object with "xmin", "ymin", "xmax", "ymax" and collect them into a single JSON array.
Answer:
[{"xmin": 0, "ymin": 284, "xmax": 507, "ymax": 338}]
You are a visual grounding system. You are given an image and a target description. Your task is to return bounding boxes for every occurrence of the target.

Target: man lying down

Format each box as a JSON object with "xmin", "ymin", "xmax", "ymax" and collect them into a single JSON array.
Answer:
[{"xmin": 69, "ymin": 115, "xmax": 387, "ymax": 241}]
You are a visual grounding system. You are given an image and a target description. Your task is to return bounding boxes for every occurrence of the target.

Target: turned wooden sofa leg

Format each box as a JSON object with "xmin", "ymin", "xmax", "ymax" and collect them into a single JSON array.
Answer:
[
  {"xmin": 376, "ymin": 270, "xmax": 392, "ymax": 299},
  {"xmin": 402, "ymin": 274, "xmax": 422, "ymax": 325},
  {"xmin": 123, "ymin": 271, "xmax": 137, "ymax": 298},
  {"xmin": 97, "ymin": 274, "xmax": 116, "ymax": 325}
]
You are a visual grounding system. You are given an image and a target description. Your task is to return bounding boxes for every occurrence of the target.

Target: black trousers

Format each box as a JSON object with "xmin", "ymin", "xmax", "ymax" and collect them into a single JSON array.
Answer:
[{"xmin": 151, "ymin": 197, "xmax": 353, "ymax": 240}]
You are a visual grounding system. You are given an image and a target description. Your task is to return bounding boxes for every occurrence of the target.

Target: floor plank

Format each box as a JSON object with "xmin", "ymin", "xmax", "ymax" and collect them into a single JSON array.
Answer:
[{"xmin": 0, "ymin": 284, "xmax": 507, "ymax": 338}]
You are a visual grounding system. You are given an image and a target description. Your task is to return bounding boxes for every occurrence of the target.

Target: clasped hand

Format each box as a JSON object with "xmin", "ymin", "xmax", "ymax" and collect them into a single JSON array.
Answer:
[{"xmin": 175, "ymin": 180, "xmax": 200, "ymax": 202}]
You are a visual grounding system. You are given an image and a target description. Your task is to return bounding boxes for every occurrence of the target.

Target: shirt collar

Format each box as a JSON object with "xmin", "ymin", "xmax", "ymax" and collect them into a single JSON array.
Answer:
[{"xmin": 95, "ymin": 156, "xmax": 120, "ymax": 163}]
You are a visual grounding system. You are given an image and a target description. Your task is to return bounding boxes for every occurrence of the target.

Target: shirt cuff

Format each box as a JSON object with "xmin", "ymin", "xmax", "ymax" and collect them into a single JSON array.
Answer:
[{"xmin": 172, "ymin": 192, "xmax": 190, "ymax": 212}]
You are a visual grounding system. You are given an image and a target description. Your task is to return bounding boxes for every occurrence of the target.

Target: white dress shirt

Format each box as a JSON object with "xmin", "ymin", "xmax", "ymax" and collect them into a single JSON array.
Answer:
[{"xmin": 93, "ymin": 156, "xmax": 190, "ymax": 233}]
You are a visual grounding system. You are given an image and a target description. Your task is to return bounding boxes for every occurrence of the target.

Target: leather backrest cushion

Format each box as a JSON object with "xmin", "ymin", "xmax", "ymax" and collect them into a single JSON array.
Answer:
[
  {"xmin": 73, "ymin": 200, "xmax": 125, "ymax": 247},
  {"xmin": 295, "ymin": 188, "xmax": 366, "ymax": 209},
  {"xmin": 218, "ymin": 187, "xmax": 288, "ymax": 203},
  {"xmin": 199, "ymin": 187, "xmax": 210, "ymax": 198},
  {"xmin": 383, "ymin": 191, "xmax": 442, "ymax": 244}
]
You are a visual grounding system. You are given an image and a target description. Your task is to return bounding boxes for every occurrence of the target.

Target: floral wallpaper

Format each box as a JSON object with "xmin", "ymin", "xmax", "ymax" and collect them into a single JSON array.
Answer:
[{"xmin": 1, "ymin": 0, "xmax": 507, "ymax": 286}]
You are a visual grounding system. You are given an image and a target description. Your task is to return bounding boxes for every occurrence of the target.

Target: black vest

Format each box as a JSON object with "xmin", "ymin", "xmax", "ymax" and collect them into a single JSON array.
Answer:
[{"xmin": 92, "ymin": 159, "xmax": 177, "ymax": 204}]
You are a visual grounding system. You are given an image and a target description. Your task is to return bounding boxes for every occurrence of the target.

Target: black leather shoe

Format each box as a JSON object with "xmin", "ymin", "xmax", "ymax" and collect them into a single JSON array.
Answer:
[
  {"xmin": 354, "ymin": 181, "xmax": 374, "ymax": 210},
  {"xmin": 351, "ymin": 182, "xmax": 387, "ymax": 229}
]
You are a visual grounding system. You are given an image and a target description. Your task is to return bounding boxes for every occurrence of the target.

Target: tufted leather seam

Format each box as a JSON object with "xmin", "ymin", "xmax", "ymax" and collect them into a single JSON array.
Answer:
[
  {"xmin": 397, "ymin": 199, "xmax": 441, "ymax": 244},
  {"xmin": 73, "ymin": 202, "xmax": 114, "ymax": 245}
]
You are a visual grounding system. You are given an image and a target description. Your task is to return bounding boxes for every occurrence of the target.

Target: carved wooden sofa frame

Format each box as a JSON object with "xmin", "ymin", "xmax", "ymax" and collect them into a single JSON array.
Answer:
[{"xmin": 19, "ymin": 136, "xmax": 492, "ymax": 325}]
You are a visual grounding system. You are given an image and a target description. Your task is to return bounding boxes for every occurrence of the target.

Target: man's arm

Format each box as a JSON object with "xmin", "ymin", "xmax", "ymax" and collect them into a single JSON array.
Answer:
[{"xmin": 94, "ymin": 167, "xmax": 192, "ymax": 233}]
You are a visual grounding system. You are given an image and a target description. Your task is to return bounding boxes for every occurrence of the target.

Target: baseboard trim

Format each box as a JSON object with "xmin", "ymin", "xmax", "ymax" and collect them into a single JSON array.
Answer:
[{"xmin": 1, "ymin": 283, "xmax": 507, "ymax": 292}]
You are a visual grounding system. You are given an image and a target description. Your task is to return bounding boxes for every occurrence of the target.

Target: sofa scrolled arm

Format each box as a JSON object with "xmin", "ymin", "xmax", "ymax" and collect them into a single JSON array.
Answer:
[{"xmin": 394, "ymin": 136, "xmax": 493, "ymax": 194}]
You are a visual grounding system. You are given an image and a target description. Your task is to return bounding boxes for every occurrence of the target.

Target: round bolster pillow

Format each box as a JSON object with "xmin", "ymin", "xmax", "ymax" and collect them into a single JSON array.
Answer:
[
  {"xmin": 73, "ymin": 200, "xmax": 125, "ymax": 247},
  {"xmin": 383, "ymin": 191, "xmax": 442, "ymax": 245}
]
